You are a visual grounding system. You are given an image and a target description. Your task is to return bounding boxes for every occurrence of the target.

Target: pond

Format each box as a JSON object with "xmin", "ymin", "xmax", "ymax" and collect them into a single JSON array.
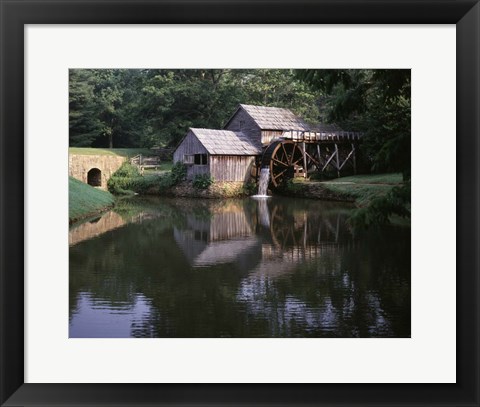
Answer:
[{"xmin": 69, "ymin": 196, "xmax": 410, "ymax": 338}]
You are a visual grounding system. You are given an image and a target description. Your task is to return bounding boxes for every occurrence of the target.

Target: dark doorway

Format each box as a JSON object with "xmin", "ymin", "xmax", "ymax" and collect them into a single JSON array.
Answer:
[{"xmin": 87, "ymin": 168, "xmax": 102, "ymax": 187}]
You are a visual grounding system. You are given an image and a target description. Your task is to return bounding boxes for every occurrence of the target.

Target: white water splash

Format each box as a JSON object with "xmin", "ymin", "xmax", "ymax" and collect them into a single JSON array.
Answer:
[
  {"xmin": 256, "ymin": 167, "xmax": 270, "ymax": 197},
  {"xmin": 257, "ymin": 197, "xmax": 271, "ymax": 227}
]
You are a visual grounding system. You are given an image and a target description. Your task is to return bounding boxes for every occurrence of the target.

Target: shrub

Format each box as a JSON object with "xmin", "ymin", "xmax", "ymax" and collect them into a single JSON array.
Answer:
[
  {"xmin": 155, "ymin": 162, "xmax": 187, "ymax": 192},
  {"xmin": 285, "ymin": 179, "xmax": 303, "ymax": 193},
  {"xmin": 170, "ymin": 162, "xmax": 187, "ymax": 184},
  {"xmin": 107, "ymin": 162, "xmax": 142, "ymax": 195},
  {"xmin": 349, "ymin": 181, "xmax": 411, "ymax": 227},
  {"xmin": 192, "ymin": 174, "xmax": 214, "ymax": 189},
  {"xmin": 242, "ymin": 181, "xmax": 257, "ymax": 195},
  {"xmin": 108, "ymin": 161, "xmax": 187, "ymax": 195}
]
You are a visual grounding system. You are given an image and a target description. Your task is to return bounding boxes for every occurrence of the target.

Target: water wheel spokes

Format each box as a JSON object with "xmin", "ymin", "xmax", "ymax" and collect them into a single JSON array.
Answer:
[
  {"xmin": 271, "ymin": 167, "xmax": 289, "ymax": 184},
  {"xmin": 263, "ymin": 140, "xmax": 304, "ymax": 187},
  {"xmin": 270, "ymin": 204, "xmax": 305, "ymax": 248},
  {"xmin": 272, "ymin": 157, "xmax": 289, "ymax": 167}
]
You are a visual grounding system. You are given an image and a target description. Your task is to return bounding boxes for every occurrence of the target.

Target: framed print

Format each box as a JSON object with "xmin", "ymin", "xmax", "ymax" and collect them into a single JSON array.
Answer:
[{"xmin": 1, "ymin": 0, "xmax": 479, "ymax": 406}]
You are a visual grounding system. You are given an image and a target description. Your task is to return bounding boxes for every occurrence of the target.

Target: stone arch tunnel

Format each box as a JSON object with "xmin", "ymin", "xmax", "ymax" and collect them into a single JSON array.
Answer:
[
  {"xmin": 69, "ymin": 154, "xmax": 126, "ymax": 190},
  {"xmin": 87, "ymin": 168, "xmax": 102, "ymax": 187}
]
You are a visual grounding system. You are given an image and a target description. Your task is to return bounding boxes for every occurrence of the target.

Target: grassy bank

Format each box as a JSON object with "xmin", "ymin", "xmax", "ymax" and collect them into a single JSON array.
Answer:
[
  {"xmin": 321, "ymin": 173, "xmax": 403, "ymax": 207},
  {"xmin": 69, "ymin": 147, "xmax": 153, "ymax": 157},
  {"xmin": 284, "ymin": 173, "xmax": 409, "ymax": 226},
  {"xmin": 69, "ymin": 177, "xmax": 115, "ymax": 223},
  {"xmin": 285, "ymin": 173, "xmax": 404, "ymax": 206}
]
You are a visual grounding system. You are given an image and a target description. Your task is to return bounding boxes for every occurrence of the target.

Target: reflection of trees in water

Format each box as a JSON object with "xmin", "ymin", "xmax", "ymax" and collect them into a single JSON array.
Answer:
[
  {"xmin": 236, "ymin": 239, "xmax": 409, "ymax": 337},
  {"xmin": 235, "ymin": 198, "xmax": 410, "ymax": 337},
  {"xmin": 69, "ymin": 197, "xmax": 410, "ymax": 337}
]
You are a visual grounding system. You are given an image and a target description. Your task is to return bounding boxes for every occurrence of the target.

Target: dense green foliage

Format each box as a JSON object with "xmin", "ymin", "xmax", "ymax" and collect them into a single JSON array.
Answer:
[
  {"xmin": 69, "ymin": 176, "xmax": 115, "ymax": 222},
  {"xmin": 350, "ymin": 181, "xmax": 411, "ymax": 226},
  {"xmin": 107, "ymin": 162, "xmax": 144, "ymax": 195},
  {"xmin": 107, "ymin": 162, "xmax": 186, "ymax": 195},
  {"xmin": 296, "ymin": 69, "xmax": 411, "ymax": 179},
  {"xmin": 69, "ymin": 69, "xmax": 320, "ymax": 149},
  {"xmin": 322, "ymin": 174, "xmax": 403, "ymax": 206},
  {"xmin": 296, "ymin": 69, "xmax": 411, "ymax": 225},
  {"xmin": 192, "ymin": 174, "xmax": 214, "ymax": 189}
]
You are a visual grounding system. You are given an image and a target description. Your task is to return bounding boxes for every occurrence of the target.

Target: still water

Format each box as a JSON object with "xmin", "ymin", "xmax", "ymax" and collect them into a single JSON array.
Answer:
[{"xmin": 69, "ymin": 197, "xmax": 410, "ymax": 338}]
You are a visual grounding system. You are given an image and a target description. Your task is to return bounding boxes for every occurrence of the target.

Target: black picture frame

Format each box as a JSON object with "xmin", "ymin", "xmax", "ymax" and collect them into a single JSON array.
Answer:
[{"xmin": 1, "ymin": 1, "xmax": 479, "ymax": 406}]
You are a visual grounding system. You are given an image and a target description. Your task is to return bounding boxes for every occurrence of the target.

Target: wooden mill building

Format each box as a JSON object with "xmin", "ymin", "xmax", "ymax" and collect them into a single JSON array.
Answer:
[
  {"xmin": 173, "ymin": 104, "xmax": 362, "ymax": 186},
  {"xmin": 224, "ymin": 104, "xmax": 311, "ymax": 146},
  {"xmin": 173, "ymin": 128, "xmax": 261, "ymax": 182}
]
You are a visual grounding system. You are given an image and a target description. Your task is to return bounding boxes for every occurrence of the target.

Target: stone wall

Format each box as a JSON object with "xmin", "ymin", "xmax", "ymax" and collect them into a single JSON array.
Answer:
[
  {"xmin": 164, "ymin": 181, "xmax": 252, "ymax": 199},
  {"xmin": 69, "ymin": 154, "xmax": 126, "ymax": 190}
]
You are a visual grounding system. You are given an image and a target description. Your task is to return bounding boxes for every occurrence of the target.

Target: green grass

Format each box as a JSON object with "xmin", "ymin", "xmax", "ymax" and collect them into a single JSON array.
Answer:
[
  {"xmin": 323, "ymin": 182, "xmax": 396, "ymax": 206},
  {"xmin": 293, "ymin": 173, "xmax": 402, "ymax": 207},
  {"xmin": 69, "ymin": 147, "xmax": 154, "ymax": 158},
  {"xmin": 69, "ymin": 176, "xmax": 115, "ymax": 222},
  {"xmin": 158, "ymin": 161, "xmax": 173, "ymax": 171},
  {"xmin": 320, "ymin": 173, "xmax": 404, "ymax": 206},
  {"xmin": 323, "ymin": 173, "xmax": 403, "ymax": 185},
  {"xmin": 289, "ymin": 173, "xmax": 409, "ymax": 226},
  {"xmin": 143, "ymin": 161, "xmax": 173, "ymax": 173}
]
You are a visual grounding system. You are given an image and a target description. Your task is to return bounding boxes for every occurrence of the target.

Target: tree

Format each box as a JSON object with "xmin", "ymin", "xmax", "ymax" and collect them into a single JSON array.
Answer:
[
  {"xmin": 296, "ymin": 69, "xmax": 411, "ymax": 180},
  {"xmin": 296, "ymin": 69, "xmax": 411, "ymax": 225},
  {"xmin": 69, "ymin": 70, "xmax": 102, "ymax": 147},
  {"xmin": 92, "ymin": 69, "xmax": 126, "ymax": 149},
  {"xmin": 69, "ymin": 69, "xmax": 322, "ymax": 149}
]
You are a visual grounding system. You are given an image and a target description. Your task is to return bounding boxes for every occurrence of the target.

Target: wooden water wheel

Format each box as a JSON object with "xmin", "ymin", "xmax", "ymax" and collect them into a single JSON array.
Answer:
[
  {"xmin": 269, "ymin": 205, "xmax": 306, "ymax": 248},
  {"xmin": 261, "ymin": 139, "xmax": 304, "ymax": 188}
]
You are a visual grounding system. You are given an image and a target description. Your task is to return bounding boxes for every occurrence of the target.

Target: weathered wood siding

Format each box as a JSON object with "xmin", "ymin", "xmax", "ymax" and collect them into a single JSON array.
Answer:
[
  {"xmin": 210, "ymin": 156, "xmax": 255, "ymax": 182},
  {"xmin": 209, "ymin": 211, "xmax": 253, "ymax": 241},
  {"xmin": 180, "ymin": 206, "xmax": 253, "ymax": 241},
  {"xmin": 174, "ymin": 129, "xmax": 257, "ymax": 182},
  {"xmin": 173, "ymin": 130, "xmax": 210, "ymax": 180},
  {"xmin": 261, "ymin": 130, "xmax": 284, "ymax": 145},
  {"xmin": 224, "ymin": 108, "xmax": 262, "ymax": 146}
]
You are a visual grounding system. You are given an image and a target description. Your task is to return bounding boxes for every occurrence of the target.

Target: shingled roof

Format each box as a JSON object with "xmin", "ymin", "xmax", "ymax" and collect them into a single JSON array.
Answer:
[
  {"xmin": 190, "ymin": 128, "xmax": 262, "ymax": 155},
  {"xmin": 310, "ymin": 123, "xmax": 344, "ymax": 133},
  {"xmin": 236, "ymin": 104, "xmax": 311, "ymax": 131}
]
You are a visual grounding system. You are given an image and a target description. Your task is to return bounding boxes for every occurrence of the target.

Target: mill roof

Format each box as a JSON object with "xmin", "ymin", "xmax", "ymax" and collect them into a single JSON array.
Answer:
[
  {"xmin": 190, "ymin": 128, "xmax": 262, "ymax": 155},
  {"xmin": 310, "ymin": 123, "xmax": 344, "ymax": 133},
  {"xmin": 228, "ymin": 104, "xmax": 311, "ymax": 131}
]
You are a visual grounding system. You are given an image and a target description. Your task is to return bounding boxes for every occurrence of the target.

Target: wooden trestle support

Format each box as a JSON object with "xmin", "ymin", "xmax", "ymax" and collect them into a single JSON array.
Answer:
[{"xmin": 260, "ymin": 130, "xmax": 363, "ymax": 188}]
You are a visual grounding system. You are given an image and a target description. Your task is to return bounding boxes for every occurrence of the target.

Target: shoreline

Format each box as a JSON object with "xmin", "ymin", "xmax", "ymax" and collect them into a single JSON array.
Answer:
[{"xmin": 69, "ymin": 204, "xmax": 115, "ymax": 225}]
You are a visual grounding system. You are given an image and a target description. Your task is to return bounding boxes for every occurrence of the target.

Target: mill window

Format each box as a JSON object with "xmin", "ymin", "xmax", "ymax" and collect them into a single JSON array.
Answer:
[
  {"xmin": 184, "ymin": 154, "xmax": 194, "ymax": 165},
  {"xmin": 194, "ymin": 154, "xmax": 208, "ymax": 165}
]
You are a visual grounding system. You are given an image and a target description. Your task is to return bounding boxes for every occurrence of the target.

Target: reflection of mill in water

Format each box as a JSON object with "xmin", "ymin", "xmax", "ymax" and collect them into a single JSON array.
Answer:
[
  {"xmin": 173, "ymin": 200, "xmax": 261, "ymax": 268},
  {"xmin": 172, "ymin": 198, "xmax": 354, "ymax": 335},
  {"xmin": 257, "ymin": 197, "xmax": 271, "ymax": 228},
  {"xmin": 254, "ymin": 201, "xmax": 350, "ymax": 279},
  {"xmin": 173, "ymin": 199, "xmax": 352, "ymax": 273}
]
